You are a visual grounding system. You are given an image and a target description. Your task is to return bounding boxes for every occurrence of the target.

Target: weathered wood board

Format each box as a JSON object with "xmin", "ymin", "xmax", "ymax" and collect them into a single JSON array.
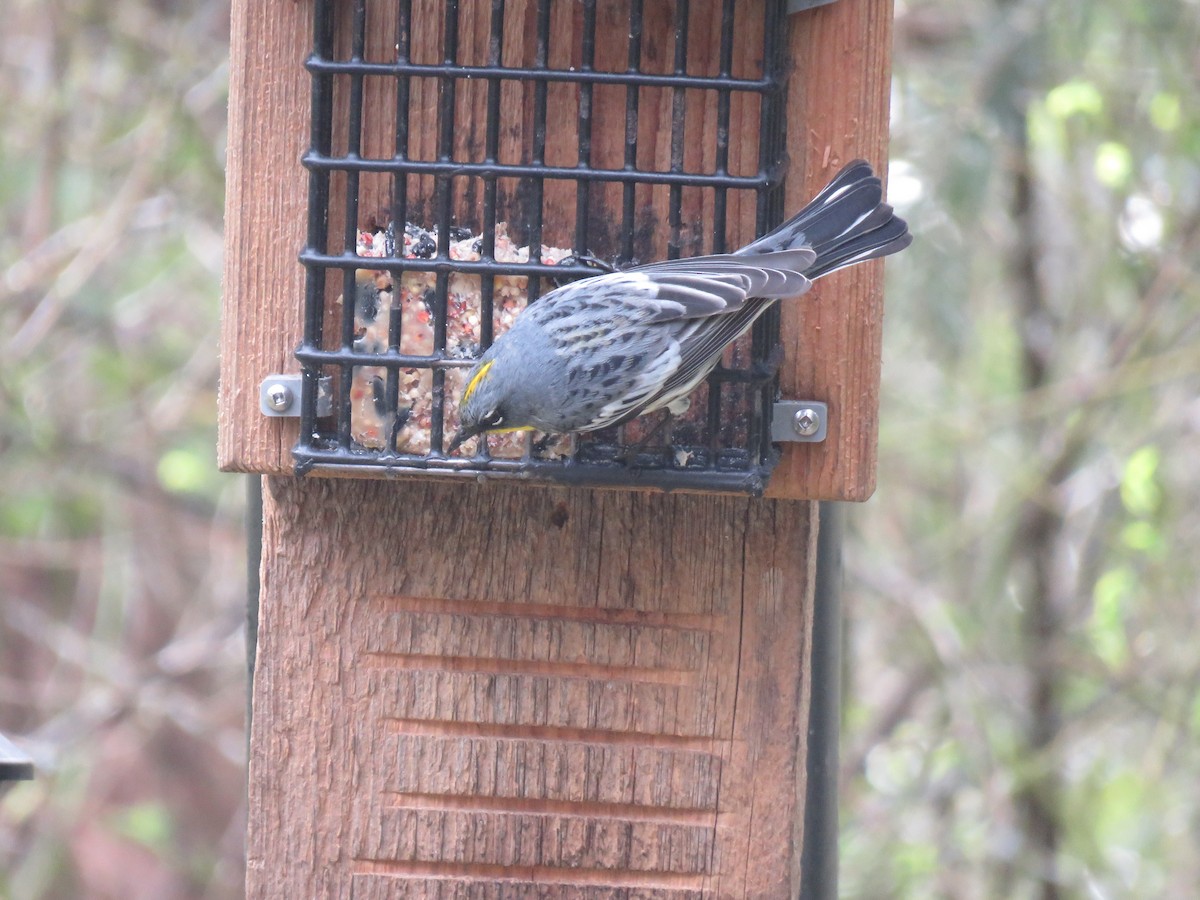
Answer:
[{"xmin": 246, "ymin": 478, "xmax": 819, "ymax": 898}]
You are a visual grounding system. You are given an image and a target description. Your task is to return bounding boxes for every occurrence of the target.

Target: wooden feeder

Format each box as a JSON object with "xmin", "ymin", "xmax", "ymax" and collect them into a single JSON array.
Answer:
[{"xmin": 222, "ymin": 0, "xmax": 898, "ymax": 895}]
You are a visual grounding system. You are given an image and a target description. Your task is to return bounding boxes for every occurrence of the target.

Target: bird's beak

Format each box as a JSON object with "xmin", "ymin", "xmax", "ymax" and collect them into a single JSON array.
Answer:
[{"xmin": 446, "ymin": 427, "xmax": 477, "ymax": 454}]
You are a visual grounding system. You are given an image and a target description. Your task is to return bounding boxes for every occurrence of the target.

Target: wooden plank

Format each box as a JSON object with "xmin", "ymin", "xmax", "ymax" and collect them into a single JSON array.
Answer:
[
  {"xmin": 767, "ymin": 0, "xmax": 897, "ymax": 501},
  {"xmin": 217, "ymin": 0, "xmax": 310, "ymax": 474},
  {"xmin": 246, "ymin": 479, "xmax": 818, "ymax": 898}
]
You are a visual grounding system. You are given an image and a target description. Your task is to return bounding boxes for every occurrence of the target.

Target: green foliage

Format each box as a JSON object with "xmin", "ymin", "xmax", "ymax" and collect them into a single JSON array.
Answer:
[
  {"xmin": 110, "ymin": 803, "xmax": 175, "ymax": 855},
  {"xmin": 1089, "ymin": 566, "xmax": 1133, "ymax": 669},
  {"xmin": 1119, "ymin": 445, "xmax": 1162, "ymax": 518},
  {"xmin": 844, "ymin": 0, "xmax": 1200, "ymax": 897},
  {"xmin": 157, "ymin": 443, "xmax": 220, "ymax": 498},
  {"xmin": 1044, "ymin": 80, "xmax": 1105, "ymax": 121}
]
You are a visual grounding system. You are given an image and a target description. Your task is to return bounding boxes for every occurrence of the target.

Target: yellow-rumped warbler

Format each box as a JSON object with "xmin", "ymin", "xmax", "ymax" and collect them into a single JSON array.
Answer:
[{"xmin": 448, "ymin": 159, "xmax": 910, "ymax": 452}]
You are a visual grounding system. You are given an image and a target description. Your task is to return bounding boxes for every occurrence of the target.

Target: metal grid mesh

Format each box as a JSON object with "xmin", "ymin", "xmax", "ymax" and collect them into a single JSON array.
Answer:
[{"xmin": 297, "ymin": 0, "xmax": 789, "ymax": 494}]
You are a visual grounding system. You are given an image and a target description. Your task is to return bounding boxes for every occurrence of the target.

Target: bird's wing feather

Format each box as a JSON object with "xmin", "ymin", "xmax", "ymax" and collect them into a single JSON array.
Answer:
[
  {"xmin": 634, "ymin": 249, "xmax": 816, "ymax": 310},
  {"xmin": 535, "ymin": 249, "xmax": 814, "ymax": 329},
  {"xmin": 590, "ymin": 338, "xmax": 683, "ymax": 427},
  {"xmin": 655, "ymin": 297, "xmax": 777, "ymax": 401},
  {"xmin": 524, "ymin": 250, "xmax": 816, "ymax": 428}
]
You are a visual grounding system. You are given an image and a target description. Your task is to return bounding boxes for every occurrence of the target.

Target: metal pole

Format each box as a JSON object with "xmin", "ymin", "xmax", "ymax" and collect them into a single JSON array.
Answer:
[{"xmin": 800, "ymin": 500, "xmax": 842, "ymax": 899}]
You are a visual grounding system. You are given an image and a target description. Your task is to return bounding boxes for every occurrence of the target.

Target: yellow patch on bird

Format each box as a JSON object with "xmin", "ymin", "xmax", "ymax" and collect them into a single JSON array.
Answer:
[
  {"xmin": 461, "ymin": 359, "xmax": 495, "ymax": 406},
  {"xmin": 488, "ymin": 425, "xmax": 536, "ymax": 435}
]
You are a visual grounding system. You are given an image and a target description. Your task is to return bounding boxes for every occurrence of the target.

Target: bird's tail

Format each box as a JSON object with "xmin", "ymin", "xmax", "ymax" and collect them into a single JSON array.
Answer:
[{"xmin": 736, "ymin": 159, "xmax": 911, "ymax": 279}]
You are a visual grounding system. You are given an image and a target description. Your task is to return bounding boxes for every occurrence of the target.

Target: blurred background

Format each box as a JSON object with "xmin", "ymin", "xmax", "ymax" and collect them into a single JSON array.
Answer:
[{"xmin": 1, "ymin": 0, "xmax": 1197, "ymax": 897}]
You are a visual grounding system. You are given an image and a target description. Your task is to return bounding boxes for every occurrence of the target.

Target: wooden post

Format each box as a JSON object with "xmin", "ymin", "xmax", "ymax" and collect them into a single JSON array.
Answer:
[
  {"xmin": 248, "ymin": 479, "xmax": 819, "ymax": 896},
  {"xmin": 224, "ymin": 0, "xmax": 898, "ymax": 895}
]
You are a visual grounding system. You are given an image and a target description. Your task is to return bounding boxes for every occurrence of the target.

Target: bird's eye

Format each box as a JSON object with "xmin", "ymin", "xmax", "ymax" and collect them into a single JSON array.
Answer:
[{"xmin": 481, "ymin": 409, "xmax": 505, "ymax": 428}]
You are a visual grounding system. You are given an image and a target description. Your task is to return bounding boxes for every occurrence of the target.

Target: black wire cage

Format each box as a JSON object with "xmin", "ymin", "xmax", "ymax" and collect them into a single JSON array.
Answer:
[{"xmin": 296, "ymin": 0, "xmax": 792, "ymax": 494}]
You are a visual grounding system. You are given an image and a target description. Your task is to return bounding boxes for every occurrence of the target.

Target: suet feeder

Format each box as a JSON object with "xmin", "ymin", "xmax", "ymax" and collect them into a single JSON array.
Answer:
[
  {"xmin": 222, "ymin": 0, "xmax": 898, "ymax": 896},
  {"xmin": 0, "ymin": 732, "xmax": 34, "ymax": 783},
  {"xmin": 221, "ymin": 0, "xmax": 895, "ymax": 502}
]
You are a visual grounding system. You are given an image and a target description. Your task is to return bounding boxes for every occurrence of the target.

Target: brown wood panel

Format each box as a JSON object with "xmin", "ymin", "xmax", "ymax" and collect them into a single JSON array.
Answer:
[
  {"xmin": 767, "ymin": 0, "xmax": 897, "ymax": 501},
  {"xmin": 246, "ymin": 478, "xmax": 818, "ymax": 898},
  {"xmin": 217, "ymin": 0, "xmax": 310, "ymax": 473}
]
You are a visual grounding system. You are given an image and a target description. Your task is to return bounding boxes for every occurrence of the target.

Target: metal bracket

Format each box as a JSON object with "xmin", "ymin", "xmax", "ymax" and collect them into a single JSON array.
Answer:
[
  {"xmin": 0, "ymin": 731, "xmax": 33, "ymax": 782},
  {"xmin": 260, "ymin": 374, "xmax": 332, "ymax": 418},
  {"xmin": 772, "ymin": 400, "xmax": 828, "ymax": 443}
]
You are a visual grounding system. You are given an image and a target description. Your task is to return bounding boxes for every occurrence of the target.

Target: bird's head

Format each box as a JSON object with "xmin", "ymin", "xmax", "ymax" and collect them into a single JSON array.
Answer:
[{"xmin": 447, "ymin": 350, "xmax": 536, "ymax": 453}]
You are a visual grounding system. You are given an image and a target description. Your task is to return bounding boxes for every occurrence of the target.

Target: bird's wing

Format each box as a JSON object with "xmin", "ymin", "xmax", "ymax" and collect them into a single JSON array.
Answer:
[
  {"xmin": 588, "ymin": 337, "xmax": 685, "ymax": 427},
  {"xmin": 534, "ymin": 248, "xmax": 814, "ymax": 328},
  {"xmin": 631, "ymin": 248, "xmax": 817, "ymax": 318},
  {"xmin": 656, "ymin": 297, "xmax": 777, "ymax": 401},
  {"xmin": 525, "ymin": 251, "xmax": 815, "ymax": 429},
  {"xmin": 628, "ymin": 252, "xmax": 815, "ymax": 402}
]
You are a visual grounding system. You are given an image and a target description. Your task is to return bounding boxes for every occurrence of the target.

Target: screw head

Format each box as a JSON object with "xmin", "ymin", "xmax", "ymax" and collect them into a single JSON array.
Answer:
[
  {"xmin": 265, "ymin": 383, "xmax": 293, "ymax": 412},
  {"xmin": 792, "ymin": 407, "xmax": 821, "ymax": 437}
]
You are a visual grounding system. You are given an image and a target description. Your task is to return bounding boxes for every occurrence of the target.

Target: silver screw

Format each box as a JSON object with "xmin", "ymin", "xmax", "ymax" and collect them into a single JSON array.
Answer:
[
  {"xmin": 792, "ymin": 407, "xmax": 821, "ymax": 437},
  {"xmin": 265, "ymin": 383, "xmax": 293, "ymax": 412}
]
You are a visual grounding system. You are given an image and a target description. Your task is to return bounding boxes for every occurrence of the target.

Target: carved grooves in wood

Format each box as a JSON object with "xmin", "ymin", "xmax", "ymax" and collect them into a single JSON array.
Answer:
[
  {"xmin": 366, "ymin": 591, "xmax": 726, "ymax": 887},
  {"xmin": 384, "ymin": 791, "xmax": 717, "ymax": 827},
  {"xmin": 382, "ymin": 718, "xmax": 726, "ymax": 755},
  {"xmin": 363, "ymin": 651, "xmax": 696, "ymax": 686},
  {"xmin": 352, "ymin": 858, "xmax": 707, "ymax": 891},
  {"xmin": 369, "ymin": 593, "xmax": 722, "ymax": 633}
]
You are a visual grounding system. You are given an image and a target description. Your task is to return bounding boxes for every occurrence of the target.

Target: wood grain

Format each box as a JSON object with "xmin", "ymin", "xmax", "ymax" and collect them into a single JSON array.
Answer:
[
  {"xmin": 767, "ymin": 0, "xmax": 897, "ymax": 501},
  {"xmin": 246, "ymin": 478, "xmax": 818, "ymax": 898},
  {"xmin": 217, "ymin": 0, "xmax": 310, "ymax": 473}
]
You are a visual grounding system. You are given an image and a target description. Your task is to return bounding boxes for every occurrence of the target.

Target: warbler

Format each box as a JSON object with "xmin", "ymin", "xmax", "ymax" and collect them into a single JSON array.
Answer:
[{"xmin": 448, "ymin": 159, "xmax": 911, "ymax": 452}]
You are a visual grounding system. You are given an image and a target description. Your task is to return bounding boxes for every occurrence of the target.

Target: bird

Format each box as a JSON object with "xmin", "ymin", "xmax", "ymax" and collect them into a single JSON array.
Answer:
[{"xmin": 447, "ymin": 159, "xmax": 911, "ymax": 453}]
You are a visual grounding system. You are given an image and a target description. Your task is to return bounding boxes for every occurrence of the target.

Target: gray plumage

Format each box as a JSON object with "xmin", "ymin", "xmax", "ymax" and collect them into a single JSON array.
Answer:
[{"xmin": 449, "ymin": 159, "xmax": 911, "ymax": 451}]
